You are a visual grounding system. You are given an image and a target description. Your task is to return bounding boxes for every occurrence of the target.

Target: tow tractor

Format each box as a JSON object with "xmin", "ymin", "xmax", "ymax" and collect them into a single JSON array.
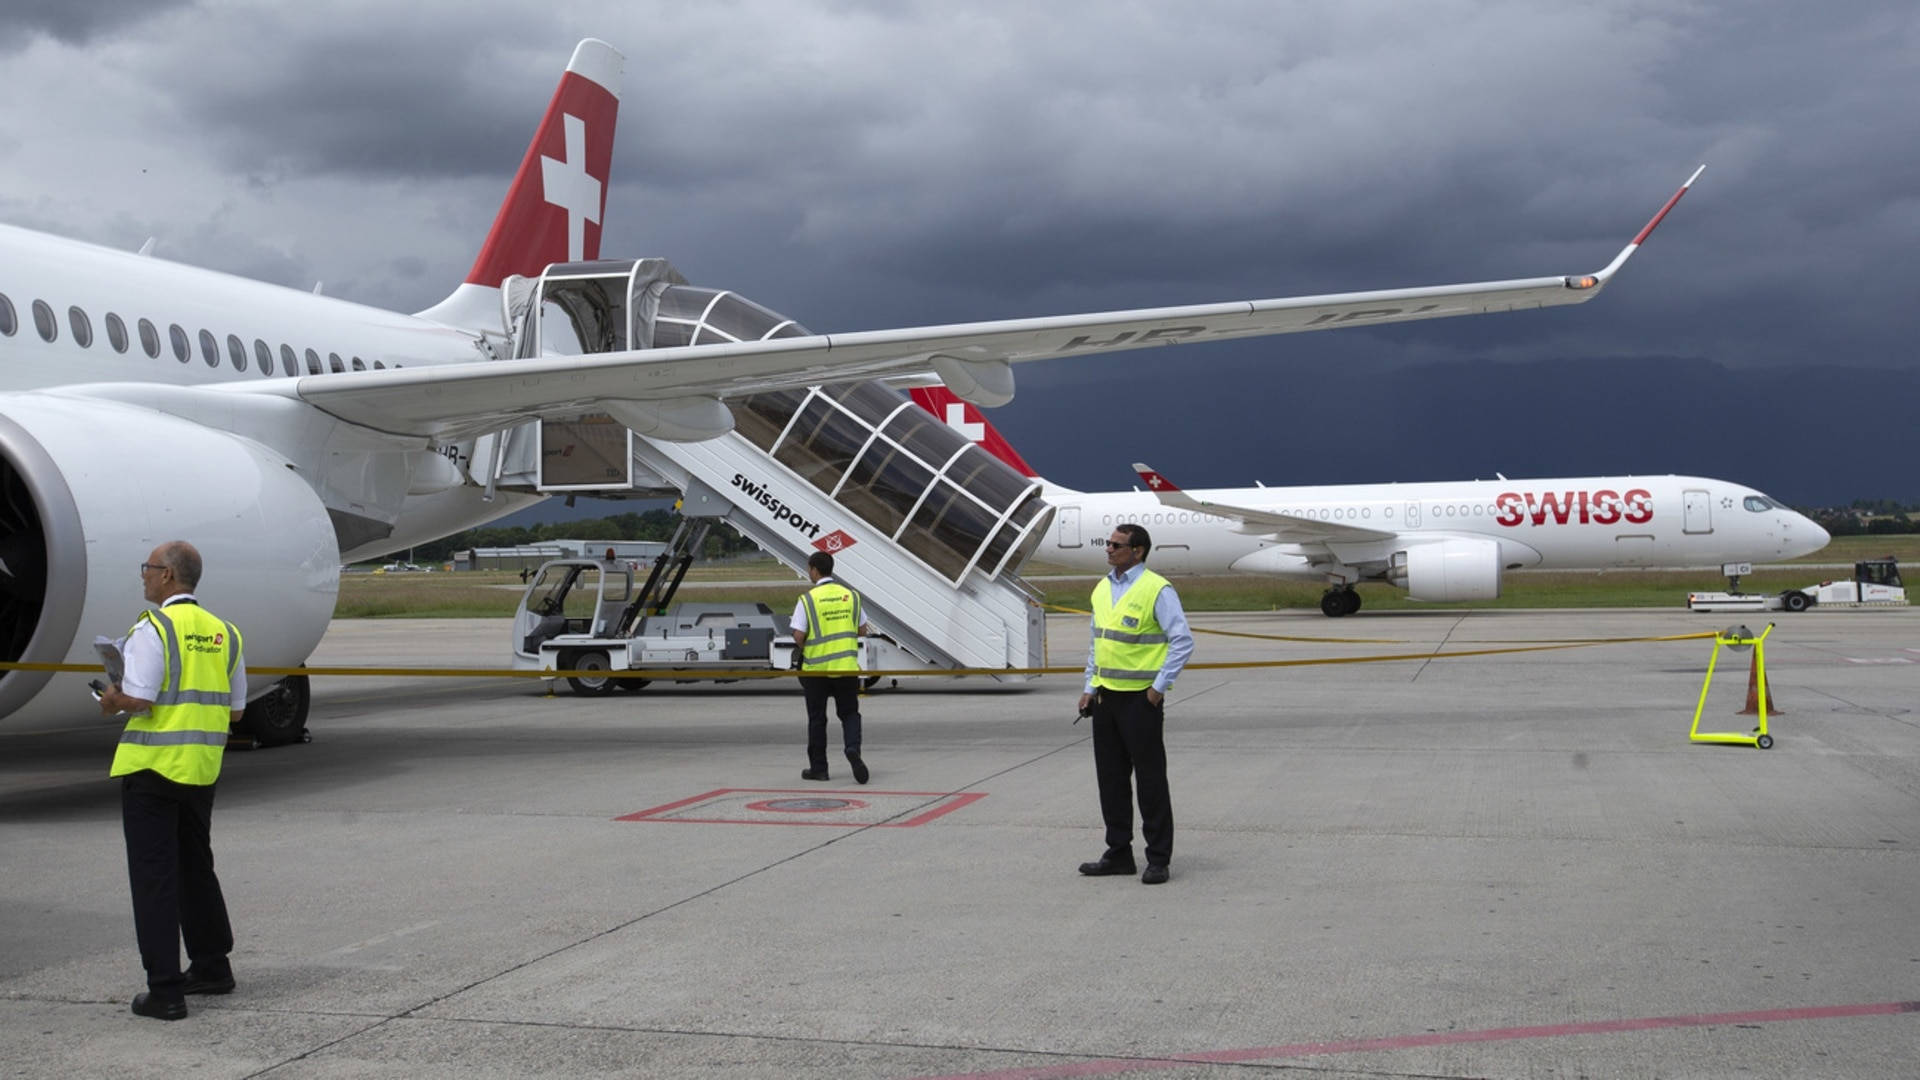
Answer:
[
  {"xmin": 509, "ymin": 517, "xmax": 911, "ymax": 694},
  {"xmin": 1687, "ymin": 557, "xmax": 1907, "ymax": 613}
]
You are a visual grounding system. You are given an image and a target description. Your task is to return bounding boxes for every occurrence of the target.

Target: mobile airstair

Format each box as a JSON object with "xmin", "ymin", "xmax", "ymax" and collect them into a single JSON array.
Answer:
[{"xmin": 471, "ymin": 258, "xmax": 1055, "ymax": 679}]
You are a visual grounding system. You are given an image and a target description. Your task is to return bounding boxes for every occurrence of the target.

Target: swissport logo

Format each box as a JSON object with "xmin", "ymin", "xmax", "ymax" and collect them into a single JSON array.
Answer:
[{"xmin": 814, "ymin": 530, "xmax": 857, "ymax": 553}]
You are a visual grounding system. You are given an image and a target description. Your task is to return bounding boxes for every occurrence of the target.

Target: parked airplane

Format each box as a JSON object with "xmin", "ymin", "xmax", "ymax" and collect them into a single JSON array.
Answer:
[
  {"xmin": 910, "ymin": 387, "xmax": 1830, "ymax": 615},
  {"xmin": 1, "ymin": 39, "xmax": 1699, "ymax": 734}
]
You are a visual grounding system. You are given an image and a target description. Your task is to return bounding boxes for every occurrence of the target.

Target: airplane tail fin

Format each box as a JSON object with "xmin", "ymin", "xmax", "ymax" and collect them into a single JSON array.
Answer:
[
  {"xmin": 415, "ymin": 39, "xmax": 624, "ymax": 328},
  {"xmin": 907, "ymin": 386, "xmax": 1042, "ymax": 480}
]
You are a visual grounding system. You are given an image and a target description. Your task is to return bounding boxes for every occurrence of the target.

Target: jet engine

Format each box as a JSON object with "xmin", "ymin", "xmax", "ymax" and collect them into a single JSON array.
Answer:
[
  {"xmin": 1389, "ymin": 538, "xmax": 1502, "ymax": 602},
  {"xmin": 0, "ymin": 397, "xmax": 339, "ymax": 736}
]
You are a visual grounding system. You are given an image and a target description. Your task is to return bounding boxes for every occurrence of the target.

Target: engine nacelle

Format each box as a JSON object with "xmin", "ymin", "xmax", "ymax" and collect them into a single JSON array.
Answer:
[
  {"xmin": 1389, "ymin": 538, "xmax": 1502, "ymax": 602},
  {"xmin": 0, "ymin": 398, "xmax": 339, "ymax": 726}
]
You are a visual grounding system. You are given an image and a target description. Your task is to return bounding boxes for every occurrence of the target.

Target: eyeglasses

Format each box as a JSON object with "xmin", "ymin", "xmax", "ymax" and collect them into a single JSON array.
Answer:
[
  {"xmin": 1103, "ymin": 540, "xmax": 1136, "ymax": 550},
  {"xmin": 139, "ymin": 562, "xmax": 168, "ymax": 574}
]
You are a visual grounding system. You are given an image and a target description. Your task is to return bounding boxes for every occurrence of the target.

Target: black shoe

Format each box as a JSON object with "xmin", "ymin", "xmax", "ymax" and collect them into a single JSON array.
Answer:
[
  {"xmin": 183, "ymin": 969, "xmax": 235, "ymax": 995},
  {"xmin": 800, "ymin": 768, "xmax": 830, "ymax": 781},
  {"xmin": 1141, "ymin": 864, "xmax": 1170, "ymax": 885},
  {"xmin": 847, "ymin": 753, "xmax": 869, "ymax": 785},
  {"xmin": 1078, "ymin": 855, "xmax": 1138, "ymax": 877},
  {"xmin": 131, "ymin": 992, "xmax": 187, "ymax": 1021}
]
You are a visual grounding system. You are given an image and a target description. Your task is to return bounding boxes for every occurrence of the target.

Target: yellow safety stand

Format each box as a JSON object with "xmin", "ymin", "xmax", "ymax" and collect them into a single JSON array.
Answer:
[{"xmin": 1690, "ymin": 623, "xmax": 1775, "ymax": 749}]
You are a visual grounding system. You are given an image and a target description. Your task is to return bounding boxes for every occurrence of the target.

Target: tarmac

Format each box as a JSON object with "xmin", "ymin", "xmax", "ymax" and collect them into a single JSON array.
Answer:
[{"xmin": 2, "ymin": 606, "xmax": 1916, "ymax": 1079}]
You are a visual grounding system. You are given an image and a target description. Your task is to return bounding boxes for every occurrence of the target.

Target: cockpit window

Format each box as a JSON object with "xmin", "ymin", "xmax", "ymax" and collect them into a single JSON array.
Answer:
[{"xmin": 1743, "ymin": 495, "xmax": 1786, "ymax": 512}]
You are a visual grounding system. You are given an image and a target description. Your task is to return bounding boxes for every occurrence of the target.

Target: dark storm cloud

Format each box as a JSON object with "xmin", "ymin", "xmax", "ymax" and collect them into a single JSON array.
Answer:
[
  {"xmin": 0, "ymin": 0, "xmax": 188, "ymax": 50},
  {"xmin": 125, "ymin": 20, "xmax": 566, "ymax": 181}
]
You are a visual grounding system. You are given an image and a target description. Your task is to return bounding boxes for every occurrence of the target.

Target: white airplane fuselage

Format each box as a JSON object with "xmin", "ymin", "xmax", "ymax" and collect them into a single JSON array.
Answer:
[
  {"xmin": 0, "ymin": 222, "xmax": 536, "ymax": 559},
  {"xmin": 1036, "ymin": 477, "xmax": 1827, "ymax": 578}
]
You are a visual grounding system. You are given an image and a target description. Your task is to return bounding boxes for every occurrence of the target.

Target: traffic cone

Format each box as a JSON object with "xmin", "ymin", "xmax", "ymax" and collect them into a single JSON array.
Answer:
[{"xmin": 1737, "ymin": 651, "xmax": 1780, "ymax": 716}]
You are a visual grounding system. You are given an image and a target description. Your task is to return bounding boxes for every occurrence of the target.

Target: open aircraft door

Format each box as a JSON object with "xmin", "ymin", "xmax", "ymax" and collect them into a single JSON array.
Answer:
[{"xmin": 1683, "ymin": 488, "xmax": 1713, "ymax": 534}]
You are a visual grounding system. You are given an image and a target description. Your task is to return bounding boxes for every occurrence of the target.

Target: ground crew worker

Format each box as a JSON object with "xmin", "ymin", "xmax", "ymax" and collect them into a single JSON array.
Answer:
[
  {"xmin": 790, "ymin": 550, "xmax": 871, "ymax": 783},
  {"xmin": 1076, "ymin": 524, "xmax": 1193, "ymax": 885},
  {"xmin": 98, "ymin": 540, "xmax": 244, "ymax": 1020}
]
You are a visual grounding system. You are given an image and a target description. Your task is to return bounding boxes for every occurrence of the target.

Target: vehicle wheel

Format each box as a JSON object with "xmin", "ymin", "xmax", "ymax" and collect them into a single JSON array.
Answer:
[
  {"xmin": 565, "ymin": 651, "xmax": 615, "ymax": 696},
  {"xmin": 1782, "ymin": 591, "xmax": 1810, "ymax": 612},
  {"xmin": 614, "ymin": 676, "xmax": 650, "ymax": 692},
  {"xmin": 1320, "ymin": 591, "xmax": 1350, "ymax": 617},
  {"xmin": 240, "ymin": 673, "xmax": 310, "ymax": 747},
  {"xmin": 1756, "ymin": 734, "xmax": 1774, "ymax": 750}
]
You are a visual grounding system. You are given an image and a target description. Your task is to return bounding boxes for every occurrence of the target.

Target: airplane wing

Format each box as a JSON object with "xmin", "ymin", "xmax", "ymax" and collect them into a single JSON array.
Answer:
[
  {"xmin": 227, "ymin": 167, "xmax": 1703, "ymax": 442},
  {"xmin": 1134, "ymin": 463, "xmax": 1394, "ymax": 544}
]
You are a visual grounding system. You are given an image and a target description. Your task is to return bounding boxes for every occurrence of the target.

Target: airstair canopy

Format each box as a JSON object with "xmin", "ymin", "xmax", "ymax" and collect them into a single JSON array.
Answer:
[{"xmin": 733, "ymin": 382, "xmax": 1051, "ymax": 584}]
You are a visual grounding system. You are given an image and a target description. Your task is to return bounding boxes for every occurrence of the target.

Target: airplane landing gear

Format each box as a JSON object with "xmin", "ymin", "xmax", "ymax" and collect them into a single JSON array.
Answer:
[
  {"xmin": 239, "ymin": 672, "xmax": 310, "ymax": 747},
  {"xmin": 1319, "ymin": 587, "xmax": 1361, "ymax": 617}
]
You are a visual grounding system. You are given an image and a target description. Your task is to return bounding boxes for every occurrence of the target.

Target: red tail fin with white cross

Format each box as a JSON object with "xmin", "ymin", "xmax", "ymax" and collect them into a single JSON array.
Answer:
[
  {"xmin": 907, "ymin": 386, "xmax": 1040, "ymax": 478},
  {"xmin": 416, "ymin": 40, "xmax": 622, "ymax": 327}
]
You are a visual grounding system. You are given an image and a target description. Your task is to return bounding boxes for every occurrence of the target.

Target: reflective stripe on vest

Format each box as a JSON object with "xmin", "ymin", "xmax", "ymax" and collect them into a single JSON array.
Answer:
[
  {"xmin": 109, "ymin": 603, "xmax": 241, "ymax": 786},
  {"xmin": 801, "ymin": 582, "xmax": 862, "ymax": 672},
  {"xmin": 1091, "ymin": 569, "xmax": 1170, "ymax": 691}
]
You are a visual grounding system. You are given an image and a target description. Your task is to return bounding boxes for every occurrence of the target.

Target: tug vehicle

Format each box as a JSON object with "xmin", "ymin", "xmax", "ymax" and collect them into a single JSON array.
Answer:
[{"xmin": 1687, "ymin": 557, "xmax": 1906, "ymax": 613}]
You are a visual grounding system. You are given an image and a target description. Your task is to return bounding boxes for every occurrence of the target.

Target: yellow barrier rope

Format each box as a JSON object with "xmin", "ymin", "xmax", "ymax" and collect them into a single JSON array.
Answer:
[{"xmin": 0, "ymin": 629, "xmax": 1718, "ymax": 682}]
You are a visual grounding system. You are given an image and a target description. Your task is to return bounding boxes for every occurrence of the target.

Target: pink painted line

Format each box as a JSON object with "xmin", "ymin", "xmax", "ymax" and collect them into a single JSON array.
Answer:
[{"xmin": 911, "ymin": 1000, "xmax": 1920, "ymax": 1080}]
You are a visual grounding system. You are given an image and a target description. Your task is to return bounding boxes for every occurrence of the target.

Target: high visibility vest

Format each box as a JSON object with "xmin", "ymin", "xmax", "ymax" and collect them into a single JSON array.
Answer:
[
  {"xmin": 109, "ymin": 603, "xmax": 242, "ymax": 786},
  {"xmin": 1091, "ymin": 569, "xmax": 1171, "ymax": 691},
  {"xmin": 800, "ymin": 581, "xmax": 863, "ymax": 673}
]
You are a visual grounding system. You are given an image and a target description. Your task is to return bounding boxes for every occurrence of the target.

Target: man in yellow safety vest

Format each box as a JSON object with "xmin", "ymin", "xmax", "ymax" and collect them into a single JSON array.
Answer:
[
  {"xmin": 98, "ymin": 540, "xmax": 245, "ymax": 1020},
  {"xmin": 1076, "ymin": 524, "xmax": 1193, "ymax": 885},
  {"xmin": 790, "ymin": 550, "xmax": 871, "ymax": 783}
]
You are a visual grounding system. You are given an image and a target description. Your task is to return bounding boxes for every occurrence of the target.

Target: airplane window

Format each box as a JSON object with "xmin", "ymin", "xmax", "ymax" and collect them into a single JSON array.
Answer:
[
  {"xmin": 254, "ymin": 339, "xmax": 274, "ymax": 375},
  {"xmin": 226, "ymin": 334, "xmax": 247, "ymax": 372},
  {"xmin": 304, "ymin": 348, "xmax": 322, "ymax": 375},
  {"xmin": 350, "ymin": 356, "xmax": 365, "ymax": 371},
  {"xmin": 198, "ymin": 329, "xmax": 219, "ymax": 367},
  {"xmin": 32, "ymin": 299, "xmax": 57, "ymax": 342},
  {"xmin": 106, "ymin": 313, "xmax": 128, "ymax": 353},
  {"xmin": 372, "ymin": 360, "xmax": 384, "ymax": 369},
  {"xmin": 328, "ymin": 352, "xmax": 344, "ymax": 374},
  {"xmin": 280, "ymin": 344, "xmax": 298, "ymax": 376},
  {"xmin": 0, "ymin": 293, "xmax": 14, "ymax": 336},
  {"xmin": 1743, "ymin": 496, "xmax": 1771, "ymax": 512},
  {"xmin": 169, "ymin": 324, "xmax": 189, "ymax": 362},
  {"xmin": 68, "ymin": 306, "xmax": 92, "ymax": 348},
  {"xmin": 138, "ymin": 319, "xmax": 160, "ymax": 357}
]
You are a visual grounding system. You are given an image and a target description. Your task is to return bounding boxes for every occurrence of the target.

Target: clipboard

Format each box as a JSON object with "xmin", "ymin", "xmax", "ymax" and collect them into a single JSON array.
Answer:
[{"xmin": 93, "ymin": 635, "xmax": 125, "ymax": 686}]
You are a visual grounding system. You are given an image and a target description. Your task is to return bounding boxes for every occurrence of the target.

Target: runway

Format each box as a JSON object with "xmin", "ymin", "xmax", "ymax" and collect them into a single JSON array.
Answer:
[{"xmin": 3, "ymin": 607, "xmax": 1917, "ymax": 1078}]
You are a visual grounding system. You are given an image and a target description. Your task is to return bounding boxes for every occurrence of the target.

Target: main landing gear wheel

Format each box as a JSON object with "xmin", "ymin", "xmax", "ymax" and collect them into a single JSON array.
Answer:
[
  {"xmin": 1319, "ymin": 588, "xmax": 1361, "ymax": 617},
  {"xmin": 565, "ymin": 650, "xmax": 615, "ymax": 696},
  {"xmin": 240, "ymin": 673, "xmax": 310, "ymax": 747}
]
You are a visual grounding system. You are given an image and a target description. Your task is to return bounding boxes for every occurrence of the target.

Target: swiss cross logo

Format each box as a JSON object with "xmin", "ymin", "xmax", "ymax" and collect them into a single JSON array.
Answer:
[
  {"xmin": 540, "ymin": 113, "xmax": 601, "ymax": 262},
  {"xmin": 814, "ymin": 530, "xmax": 857, "ymax": 553}
]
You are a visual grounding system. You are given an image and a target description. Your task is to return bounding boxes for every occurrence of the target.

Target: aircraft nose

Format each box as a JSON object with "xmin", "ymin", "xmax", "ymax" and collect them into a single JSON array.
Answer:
[{"xmin": 1789, "ymin": 513, "xmax": 1830, "ymax": 556}]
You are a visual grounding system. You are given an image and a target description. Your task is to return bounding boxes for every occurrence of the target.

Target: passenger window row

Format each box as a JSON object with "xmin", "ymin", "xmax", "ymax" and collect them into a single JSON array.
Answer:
[{"xmin": 0, "ymin": 291, "xmax": 396, "ymax": 374}]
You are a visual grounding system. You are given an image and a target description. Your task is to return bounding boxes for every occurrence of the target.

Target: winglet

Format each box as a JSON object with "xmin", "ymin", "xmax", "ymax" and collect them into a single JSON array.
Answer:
[
  {"xmin": 1568, "ymin": 165, "xmax": 1705, "ymax": 290},
  {"xmin": 1133, "ymin": 463, "xmax": 1179, "ymax": 493}
]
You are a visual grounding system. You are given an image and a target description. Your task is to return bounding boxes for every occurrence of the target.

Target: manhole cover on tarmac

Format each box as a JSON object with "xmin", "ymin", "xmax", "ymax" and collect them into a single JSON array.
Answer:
[{"xmin": 618, "ymin": 788, "xmax": 985, "ymax": 827}]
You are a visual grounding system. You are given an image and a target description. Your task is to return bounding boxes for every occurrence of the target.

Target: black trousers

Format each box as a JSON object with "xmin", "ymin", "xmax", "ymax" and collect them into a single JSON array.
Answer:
[
  {"xmin": 800, "ymin": 675, "xmax": 862, "ymax": 772},
  {"xmin": 121, "ymin": 769, "xmax": 233, "ymax": 997},
  {"xmin": 1090, "ymin": 687, "xmax": 1173, "ymax": 866}
]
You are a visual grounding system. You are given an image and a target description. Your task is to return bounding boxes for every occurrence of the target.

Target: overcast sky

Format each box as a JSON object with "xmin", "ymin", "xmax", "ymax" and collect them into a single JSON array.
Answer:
[{"xmin": 3, "ymin": 1, "xmax": 1915, "ymax": 502}]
